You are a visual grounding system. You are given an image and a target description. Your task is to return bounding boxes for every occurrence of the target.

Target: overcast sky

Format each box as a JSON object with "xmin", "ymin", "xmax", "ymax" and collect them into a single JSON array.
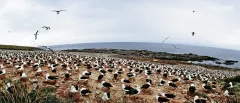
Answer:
[{"xmin": 0, "ymin": 0, "xmax": 239, "ymax": 50}]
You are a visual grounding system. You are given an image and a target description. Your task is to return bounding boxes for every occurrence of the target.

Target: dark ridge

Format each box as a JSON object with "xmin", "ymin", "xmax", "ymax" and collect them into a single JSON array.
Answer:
[
  {"xmin": 62, "ymin": 48, "xmax": 219, "ymax": 62},
  {"xmin": 224, "ymin": 60, "xmax": 239, "ymax": 65}
]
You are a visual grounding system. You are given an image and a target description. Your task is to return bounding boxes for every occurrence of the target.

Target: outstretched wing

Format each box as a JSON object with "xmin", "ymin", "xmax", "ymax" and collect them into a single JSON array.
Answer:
[
  {"xmin": 36, "ymin": 30, "xmax": 39, "ymax": 34},
  {"xmin": 59, "ymin": 10, "xmax": 66, "ymax": 11},
  {"xmin": 52, "ymin": 10, "xmax": 57, "ymax": 12},
  {"xmin": 173, "ymin": 45, "xmax": 180, "ymax": 50},
  {"xmin": 48, "ymin": 48, "xmax": 55, "ymax": 53},
  {"xmin": 162, "ymin": 37, "xmax": 169, "ymax": 43},
  {"xmin": 173, "ymin": 45, "xmax": 176, "ymax": 48},
  {"xmin": 40, "ymin": 46, "xmax": 55, "ymax": 53}
]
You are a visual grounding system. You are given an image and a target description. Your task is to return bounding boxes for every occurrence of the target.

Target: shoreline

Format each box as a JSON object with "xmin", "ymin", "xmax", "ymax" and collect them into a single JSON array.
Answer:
[
  {"xmin": 62, "ymin": 49, "xmax": 240, "ymax": 70},
  {"xmin": 75, "ymin": 52, "xmax": 240, "ymax": 71}
]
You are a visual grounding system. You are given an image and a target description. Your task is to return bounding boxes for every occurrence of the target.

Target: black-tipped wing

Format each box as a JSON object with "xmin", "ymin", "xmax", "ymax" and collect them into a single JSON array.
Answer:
[
  {"xmin": 172, "ymin": 45, "xmax": 180, "ymax": 49},
  {"xmin": 48, "ymin": 76, "xmax": 58, "ymax": 80},
  {"xmin": 48, "ymin": 48, "xmax": 55, "ymax": 53},
  {"xmin": 36, "ymin": 30, "xmax": 39, "ymax": 34},
  {"xmin": 162, "ymin": 37, "xmax": 169, "ymax": 43},
  {"xmin": 173, "ymin": 45, "xmax": 177, "ymax": 48}
]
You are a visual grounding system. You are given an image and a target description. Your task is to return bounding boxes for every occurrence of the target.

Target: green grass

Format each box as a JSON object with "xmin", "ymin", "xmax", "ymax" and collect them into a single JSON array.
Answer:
[
  {"xmin": 221, "ymin": 76, "xmax": 240, "ymax": 102},
  {"xmin": 225, "ymin": 76, "xmax": 240, "ymax": 83},
  {"xmin": 0, "ymin": 80, "xmax": 73, "ymax": 103},
  {"xmin": 0, "ymin": 45, "xmax": 42, "ymax": 51}
]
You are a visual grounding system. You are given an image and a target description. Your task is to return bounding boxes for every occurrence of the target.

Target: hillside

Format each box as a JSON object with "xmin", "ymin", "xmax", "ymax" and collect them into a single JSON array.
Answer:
[
  {"xmin": 0, "ymin": 51, "xmax": 239, "ymax": 103},
  {"xmin": 0, "ymin": 45, "xmax": 42, "ymax": 51}
]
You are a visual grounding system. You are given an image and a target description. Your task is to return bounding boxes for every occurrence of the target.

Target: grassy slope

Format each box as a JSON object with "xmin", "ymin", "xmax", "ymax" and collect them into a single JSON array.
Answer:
[{"xmin": 0, "ymin": 45, "xmax": 42, "ymax": 51}]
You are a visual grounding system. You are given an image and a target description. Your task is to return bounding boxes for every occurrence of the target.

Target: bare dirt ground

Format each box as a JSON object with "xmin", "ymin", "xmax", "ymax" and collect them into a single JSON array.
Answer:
[{"xmin": 0, "ymin": 52, "xmax": 233, "ymax": 103}]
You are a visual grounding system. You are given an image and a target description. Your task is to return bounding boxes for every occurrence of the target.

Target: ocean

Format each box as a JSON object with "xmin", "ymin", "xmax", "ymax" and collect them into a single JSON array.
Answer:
[{"xmin": 48, "ymin": 42, "xmax": 240, "ymax": 69}]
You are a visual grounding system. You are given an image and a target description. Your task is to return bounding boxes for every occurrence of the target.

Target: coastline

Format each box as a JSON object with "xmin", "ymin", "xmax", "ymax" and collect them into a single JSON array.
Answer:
[{"xmin": 63, "ymin": 49, "xmax": 240, "ymax": 70}]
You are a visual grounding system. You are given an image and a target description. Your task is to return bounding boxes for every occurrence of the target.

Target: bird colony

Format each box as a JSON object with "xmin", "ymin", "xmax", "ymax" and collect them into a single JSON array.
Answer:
[{"xmin": 0, "ymin": 50, "xmax": 239, "ymax": 103}]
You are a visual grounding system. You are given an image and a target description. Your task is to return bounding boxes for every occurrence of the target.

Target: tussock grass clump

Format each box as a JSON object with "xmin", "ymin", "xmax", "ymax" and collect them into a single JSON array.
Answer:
[
  {"xmin": 226, "ymin": 96, "xmax": 240, "ymax": 103},
  {"xmin": 221, "ymin": 76, "xmax": 240, "ymax": 103},
  {"xmin": 0, "ymin": 80, "xmax": 72, "ymax": 103},
  {"xmin": 225, "ymin": 76, "xmax": 240, "ymax": 83}
]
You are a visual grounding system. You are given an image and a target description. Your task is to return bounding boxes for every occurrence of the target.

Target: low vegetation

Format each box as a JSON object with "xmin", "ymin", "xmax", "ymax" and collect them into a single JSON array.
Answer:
[
  {"xmin": 225, "ymin": 76, "xmax": 240, "ymax": 83},
  {"xmin": 0, "ymin": 80, "xmax": 73, "ymax": 103},
  {"xmin": 0, "ymin": 45, "xmax": 42, "ymax": 51},
  {"xmin": 222, "ymin": 76, "xmax": 240, "ymax": 103}
]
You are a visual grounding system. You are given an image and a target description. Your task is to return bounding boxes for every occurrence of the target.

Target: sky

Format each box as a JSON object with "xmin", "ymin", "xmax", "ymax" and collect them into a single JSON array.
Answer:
[{"xmin": 0, "ymin": 0, "xmax": 239, "ymax": 50}]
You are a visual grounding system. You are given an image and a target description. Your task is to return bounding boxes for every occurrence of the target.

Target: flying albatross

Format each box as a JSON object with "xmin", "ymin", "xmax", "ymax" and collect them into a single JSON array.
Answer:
[
  {"xmin": 192, "ymin": 32, "xmax": 195, "ymax": 36},
  {"xmin": 34, "ymin": 30, "xmax": 39, "ymax": 40},
  {"xmin": 42, "ymin": 26, "xmax": 50, "ymax": 30},
  {"xmin": 162, "ymin": 37, "xmax": 170, "ymax": 43},
  {"xmin": 173, "ymin": 45, "xmax": 180, "ymax": 50},
  {"xmin": 52, "ymin": 10, "xmax": 66, "ymax": 15}
]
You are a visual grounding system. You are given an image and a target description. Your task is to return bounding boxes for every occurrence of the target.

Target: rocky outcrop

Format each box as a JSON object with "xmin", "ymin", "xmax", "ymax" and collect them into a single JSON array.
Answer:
[{"xmin": 224, "ymin": 60, "xmax": 238, "ymax": 65}]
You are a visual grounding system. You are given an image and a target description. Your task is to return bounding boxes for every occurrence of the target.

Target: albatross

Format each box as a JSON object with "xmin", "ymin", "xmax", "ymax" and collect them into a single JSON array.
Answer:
[
  {"xmin": 34, "ymin": 30, "xmax": 39, "ymax": 40},
  {"xmin": 192, "ymin": 32, "xmax": 195, "ymax": 36},
  {"xmin": 101, "ymin": 81, "xmax": 113, "ymax": 88},
  {"xmin": 70, "ymin": 85, "xmax": 78, "ymax": 93},
  {"xmin": 42, "ymin": 26, "xmax": 50, "ymax": 30},
  {"xmin": 173, "ymin": 45, "xmax": 180, "ymax": 50},
  {"xmin": 52, "ymin": 10, "xmax": 66, "ymax": 15},
  {"xmin": 162, "ymin": 37, "xmax": 170, "ymax": 43},
  {"xmin": 46, "ymin": 73, "xmax": 58, "ymax": 80},
  {"xmin": 0, "ymin": 69, "xmax": 6, "ymax": 75},
  {"xmin": 6, "ymin": 83, "xmax": 13, "ymax": 94},
  {"xmin": 80, "ymin": 88, "xmax": 92, "ymax": 96}
]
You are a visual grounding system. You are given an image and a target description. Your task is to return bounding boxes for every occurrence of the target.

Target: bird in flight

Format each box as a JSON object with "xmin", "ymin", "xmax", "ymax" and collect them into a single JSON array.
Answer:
[
  {"xmin": 34, "ymin": 30, "xmax": 39, "ymax": 40},
  {"xmin": 192, "ymin": 32, "xmax": 195, "ymax": 36},
  {"xmin": 40, "ymin": 46, "xmax": 55, "ymax": 53},
  {"xmin": 52, "ymin": 10, "xmax": 66, "ymax": 15},
  {"xmin": 193, "ymin": 10, "xmax": 195, "ymax": 13},
  {"xmin": 173, "ymin": 45, "xmax": 180, "ymax": 50},
  {"xmin": 8, "ymin": 31, "xmax": 11, "ymax": 33},
  {"xmin": 42, "ymin": 26, "xmax": 50, "ymax": 30},
  {"xmin": 162, "ymin": 37, "xmax": 170, "ymax": 43}
]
